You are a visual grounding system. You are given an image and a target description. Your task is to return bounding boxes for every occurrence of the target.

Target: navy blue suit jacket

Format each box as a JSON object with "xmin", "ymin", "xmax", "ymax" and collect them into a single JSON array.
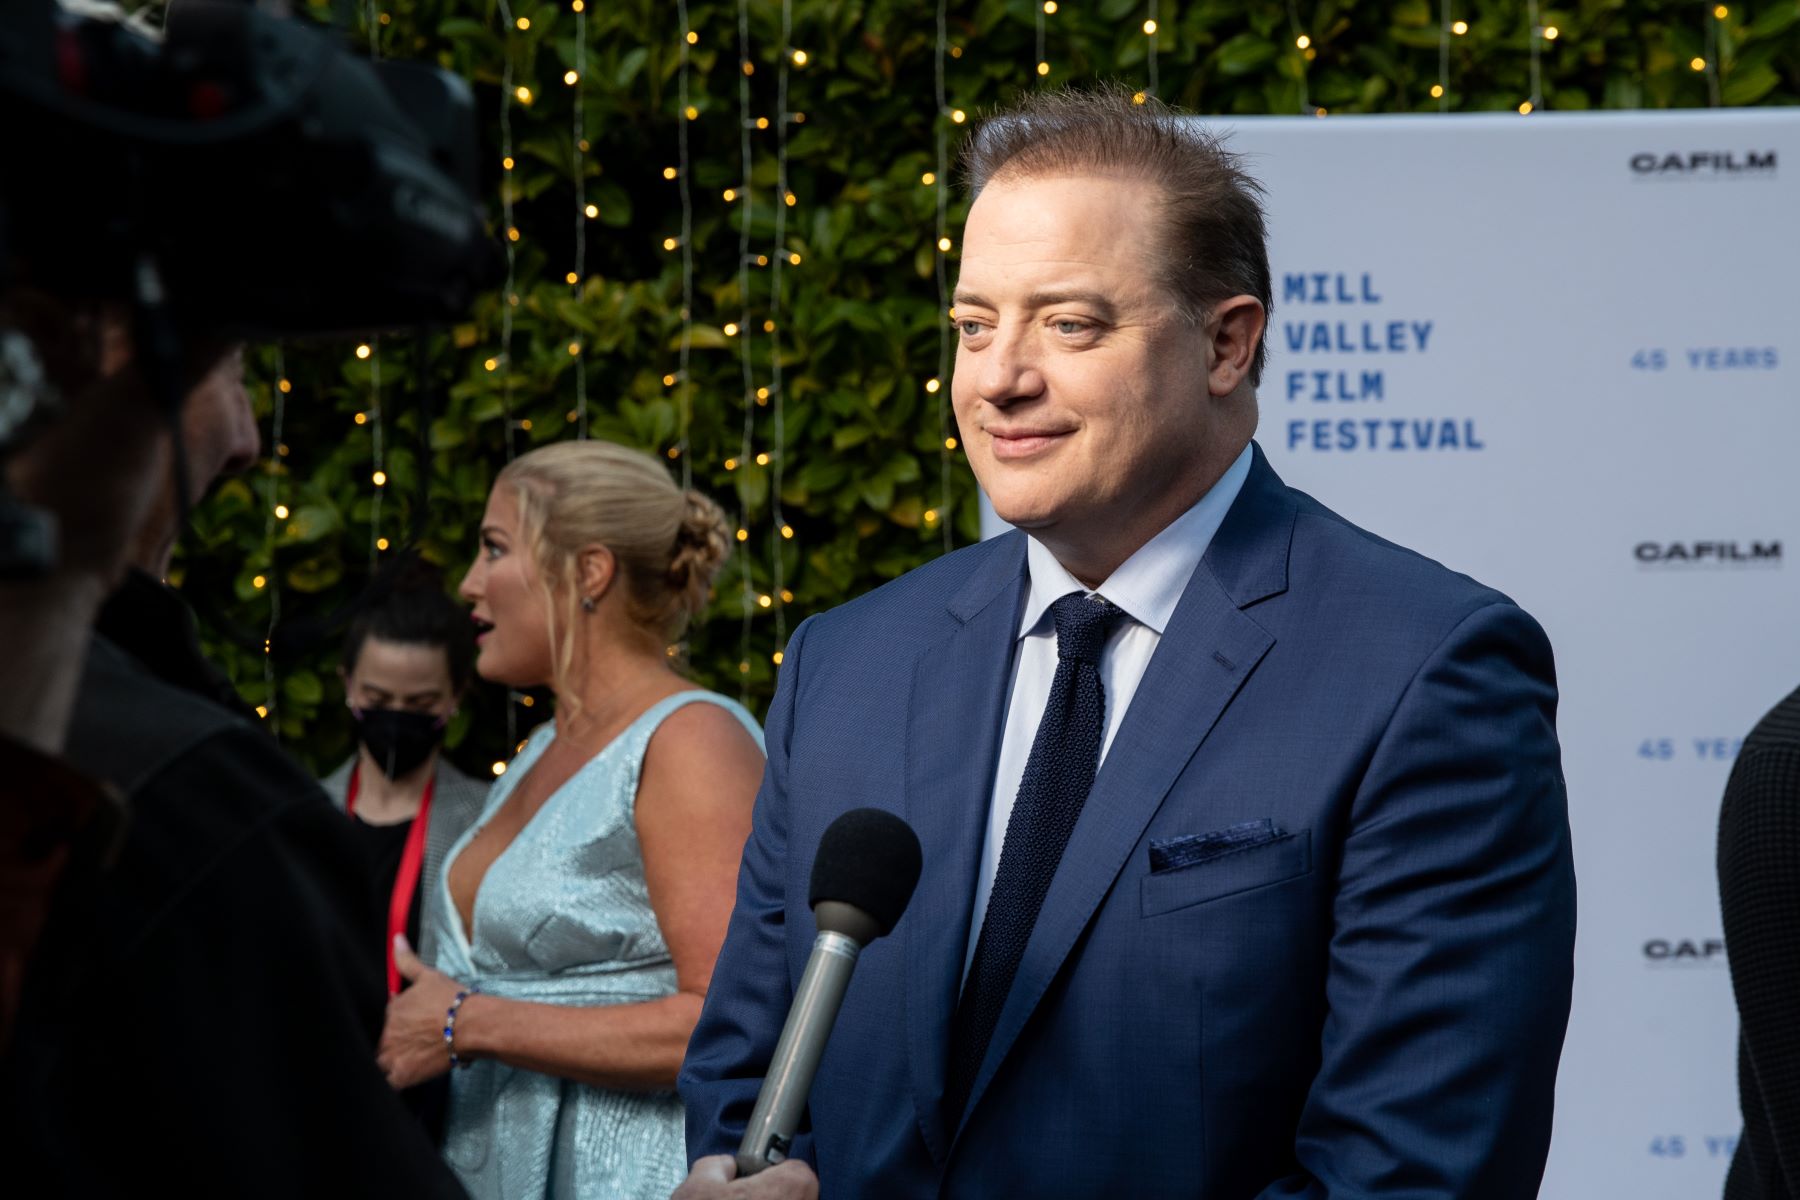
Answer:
[{"xmin": 681, "ymin": 445, "xmax": 1575, "ymax": 1198}]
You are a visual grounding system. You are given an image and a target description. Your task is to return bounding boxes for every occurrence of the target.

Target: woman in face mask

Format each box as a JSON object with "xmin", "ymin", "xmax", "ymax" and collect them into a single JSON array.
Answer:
[{"xmin": 320, "ymin": 557, "xmax": 488, "ymax": 1139}]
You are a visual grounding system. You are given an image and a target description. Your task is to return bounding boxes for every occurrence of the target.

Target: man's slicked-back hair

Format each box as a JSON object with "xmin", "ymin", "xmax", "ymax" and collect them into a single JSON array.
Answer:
[{"xmin": 960, "ymin": 84, "xmax": 1273, "ymax": 386}]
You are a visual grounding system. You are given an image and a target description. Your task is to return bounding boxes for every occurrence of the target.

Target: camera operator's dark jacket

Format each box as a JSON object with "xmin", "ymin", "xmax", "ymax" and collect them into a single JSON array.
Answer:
[{"xmin": 1, "ymin": 570, "xmax": 466, "ymax": 1197}]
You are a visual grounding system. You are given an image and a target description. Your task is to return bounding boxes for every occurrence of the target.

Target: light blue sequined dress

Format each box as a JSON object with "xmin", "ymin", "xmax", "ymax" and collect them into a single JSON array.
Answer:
[{"xmin": 430, "ymin": 691, "xmax": 763, "ymax": 1199}]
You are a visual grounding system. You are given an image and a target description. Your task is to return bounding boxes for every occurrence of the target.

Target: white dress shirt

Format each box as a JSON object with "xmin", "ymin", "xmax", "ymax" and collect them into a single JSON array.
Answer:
[{"xmin": 964, "ymin": 444, "xmax": 1254, "ymax": 976}]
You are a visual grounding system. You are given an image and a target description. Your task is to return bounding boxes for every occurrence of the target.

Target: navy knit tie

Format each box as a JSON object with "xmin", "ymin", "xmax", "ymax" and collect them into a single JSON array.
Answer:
[{"xmin": 946, "ymin": 591, "xmax": 1126, "ymax": 1121}]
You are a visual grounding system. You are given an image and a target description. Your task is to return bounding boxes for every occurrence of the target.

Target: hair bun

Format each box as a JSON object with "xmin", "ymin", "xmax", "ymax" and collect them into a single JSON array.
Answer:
[{"xmin": 668, "ymin": 489, "xmax": 732, "ymax": 620}]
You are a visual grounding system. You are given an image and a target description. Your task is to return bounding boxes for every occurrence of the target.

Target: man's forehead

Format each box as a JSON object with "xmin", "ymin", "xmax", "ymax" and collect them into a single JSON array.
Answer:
[{"xmin": 958, "ymin": 174, "xmax": 1160, "ymax": 296}]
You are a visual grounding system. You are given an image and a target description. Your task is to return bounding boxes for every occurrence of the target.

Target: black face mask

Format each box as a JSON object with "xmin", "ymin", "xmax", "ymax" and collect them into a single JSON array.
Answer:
[{"xmin": 352, "ymin": 707, "xmax": 446, "ymax": 780}]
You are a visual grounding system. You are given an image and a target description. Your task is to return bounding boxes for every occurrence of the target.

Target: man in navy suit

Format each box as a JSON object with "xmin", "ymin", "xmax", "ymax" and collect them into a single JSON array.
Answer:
[{"xmin": 676, "ymin": 87, "xmax": 1574, "ymax": 1199}]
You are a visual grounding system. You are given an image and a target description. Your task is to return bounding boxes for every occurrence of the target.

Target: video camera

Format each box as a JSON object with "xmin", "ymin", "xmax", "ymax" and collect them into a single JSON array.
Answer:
[{"xmin": 0, "ymin": 0, "xmax": 502, "ymax": 574}]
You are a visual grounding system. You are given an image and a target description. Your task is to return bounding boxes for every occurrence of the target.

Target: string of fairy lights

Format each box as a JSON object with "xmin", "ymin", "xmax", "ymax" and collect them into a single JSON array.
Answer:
[
  {"xmin": 1285, "ymin": 0, "xmax": 1312, "ymax": 113},
  {"xmin": 494, "ymin": 0, "xmax": 523, "ymax": 767},
  {"xmin": 769, "ymin": 0, "xmax": 794, "ymax": 661},
  {"xmin": 570, "ymin": 0, "xmax": 589, "ymax": 439},
  {"xmin": 1527, "ymin": 0, "xmax": 1544, "ymax": 113},
  {"xmin": 359, "ymin": 5, "xmax": 386, "ymax": 569},
  {"xmin": 928, "ymin": 22, "xmax": 974, "ymax": 547},
  {"xmin": 365, "ymin": 338, "xmax": 385, "ymax": 567},
  {"xmin": 732, "ymin": 0, "xmax": 757, "ymax": 698},
  {"xmin": 1146, "ymin": 3, "xmax": 1160, "ymax": 96},
  {"xmin": 674, "ymin": 0, "xmax": 696, "ymax": 490},
  {"xmin": 1703, "ymin": 5, "xmax": 1724, "ymax": 108},
  {"xmin": 932, "ymin": 0, "xmax": 953, "ymax": 555},
  {"xmin": 255, "ymin": 350, "xmax": 288, "ymax": 732},
  {"xmin": 1035, "ymin": 2, "xmax": 1047, "ymax": 78}
]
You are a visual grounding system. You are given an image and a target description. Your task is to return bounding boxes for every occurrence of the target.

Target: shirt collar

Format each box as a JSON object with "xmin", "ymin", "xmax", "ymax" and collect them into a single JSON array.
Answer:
[{"xmin": 1018, "ymin": 442, "xmax": 1254, "ymax": 639}]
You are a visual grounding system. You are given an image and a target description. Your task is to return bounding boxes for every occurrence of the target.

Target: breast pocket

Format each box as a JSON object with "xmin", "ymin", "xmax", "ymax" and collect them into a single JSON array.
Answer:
[{"xmin": 1139, "ymin": 829, "xmax": 1313, "ymax": 917}]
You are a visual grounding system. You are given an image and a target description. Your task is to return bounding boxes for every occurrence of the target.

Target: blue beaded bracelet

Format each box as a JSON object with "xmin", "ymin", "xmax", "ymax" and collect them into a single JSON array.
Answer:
[{"xmin": 443, "ymin": 985, "xmax": 478, "ymax": 1069}]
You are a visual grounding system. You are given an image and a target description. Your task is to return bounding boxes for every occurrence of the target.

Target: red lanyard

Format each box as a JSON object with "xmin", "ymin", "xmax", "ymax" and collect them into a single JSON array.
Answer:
[{"xmin": 345, "ymin": 763, "xmax": 436, "ymax": 996}]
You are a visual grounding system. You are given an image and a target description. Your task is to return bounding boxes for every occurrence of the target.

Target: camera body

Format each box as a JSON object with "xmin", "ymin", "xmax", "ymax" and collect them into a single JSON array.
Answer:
[
  {"xmin": 0, "ymin": 0, "xmax": 501, "ymax": 575},
  {"xmin": 0, "ymin": 0, "xmax": 499, "ymax": 336}
]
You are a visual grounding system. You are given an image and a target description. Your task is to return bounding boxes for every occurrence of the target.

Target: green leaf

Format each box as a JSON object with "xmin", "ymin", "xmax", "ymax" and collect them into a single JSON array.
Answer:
[
  {"xmin": 436, "ymin": 18, "xmax": 488, "ymax": 41},
  {"xmin": 1747, "ymin": 5, "xmax": 1800, "ymax": 40},
  {"xmin": 286, "ymin": 555, "xmax": 343, "ymax": 593},
  {"xmin": 615, "ymin": 46, "xmax": 649, "ymax": 89},
  {"xmin": 284, "ymin": 504, "xmax": 341, "ymax": 544},
  {"xmin": 1722, "ymin": 64, "xmax": 1781, "ymax": 105},
  {"xmin": 283, "ymin": 669, "xmax": 324, "ymax": 706},
  {"xmin": 430, "ymin": 417, "xmax": 467, "ymax": 450},
  {"xmin": 680, "ymin": 326, "xmax": 731, "ymax": 350},
  {"xmin": 1215, "ymin": 33, "xmax": 1279, "ymax": 76}
]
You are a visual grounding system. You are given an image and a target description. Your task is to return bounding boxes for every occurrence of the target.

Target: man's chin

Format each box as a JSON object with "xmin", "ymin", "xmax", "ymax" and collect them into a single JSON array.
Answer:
[{"xmin": 987, "ymin": 499, "xmax": 1060, "ymax": 532}]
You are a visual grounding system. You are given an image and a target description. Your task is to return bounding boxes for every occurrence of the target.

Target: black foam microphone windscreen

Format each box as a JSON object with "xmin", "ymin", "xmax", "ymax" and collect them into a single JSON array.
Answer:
[{"xmin": 807, "ymin": 808, "xmax": 924, "ymax": 937}]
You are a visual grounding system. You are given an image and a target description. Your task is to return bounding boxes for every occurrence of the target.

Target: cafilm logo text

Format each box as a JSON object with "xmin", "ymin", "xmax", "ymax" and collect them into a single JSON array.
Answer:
[
  {"xmin": 1643, "ymin": 938, "xmax": 1725, "ymax": 967},
  {"xmin": 1634, "ymin": 540, "xmax": 1782, "ymax": 569},
  {"xmin": 1629, "ymin": 149, "xmax": 1776, "ymax": 178}
]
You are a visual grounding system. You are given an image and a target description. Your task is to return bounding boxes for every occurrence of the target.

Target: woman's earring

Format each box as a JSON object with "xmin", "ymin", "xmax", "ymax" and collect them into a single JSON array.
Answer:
[{"xmin": 581, "ymin": 595, "xmax": 597, "ymax": 612}]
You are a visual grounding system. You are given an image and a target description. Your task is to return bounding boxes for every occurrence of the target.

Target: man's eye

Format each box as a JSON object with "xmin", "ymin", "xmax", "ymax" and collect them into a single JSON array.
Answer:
[
  {"xmin": 1054, "ymin": 320, "xmax": 1088, "ymax": 335},
  {"xmin": 958, "ymin": 321, "xmax": 984, "ymax": 337}
]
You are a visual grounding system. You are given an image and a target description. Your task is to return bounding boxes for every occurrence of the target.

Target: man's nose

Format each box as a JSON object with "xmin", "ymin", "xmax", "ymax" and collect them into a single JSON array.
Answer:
[{"xmin": 976, "ymin": 326, "xmax": 1046, "ymax": 407}]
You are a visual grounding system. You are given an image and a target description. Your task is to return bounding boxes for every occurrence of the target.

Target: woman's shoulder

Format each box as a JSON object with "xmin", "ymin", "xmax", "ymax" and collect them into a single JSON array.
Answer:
[
  {"xmin": 635, "ymin": 689, "xmax": 764, "ymax": 751},
  {"xmin": 633, "ymin": 691, "xmax": 766, "ymax": 820}
]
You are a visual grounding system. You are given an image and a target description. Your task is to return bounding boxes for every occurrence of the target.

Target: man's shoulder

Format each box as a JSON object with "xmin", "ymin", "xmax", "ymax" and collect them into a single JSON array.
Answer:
[
  {"xmin": 798, "ymin": 534, "xmax": 1021, "ymax": 651},
  {"xmin": 1284, "ymin": 483, "xmax": 1528, "ymax": 631},
  {"xmin": 67, "ymin": 634, "xmax": 264, "ymax": 793},
  {"xmin": 67, "ymin": 633, "xmax": 333, "ymax": 849},
  {"xmin": 49, "ymin": 639, "xmax": 374, "ymax": 986}
]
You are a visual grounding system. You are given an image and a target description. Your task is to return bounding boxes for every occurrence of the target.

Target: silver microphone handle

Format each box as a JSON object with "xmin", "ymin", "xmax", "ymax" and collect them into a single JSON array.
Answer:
[{"xmin": 734, "ymin": 930, "xmax": 862, "ymax": 1176}]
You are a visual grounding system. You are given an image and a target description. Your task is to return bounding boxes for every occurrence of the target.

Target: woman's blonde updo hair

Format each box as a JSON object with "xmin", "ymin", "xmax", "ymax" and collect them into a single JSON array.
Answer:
[{"xmin": 497, "ymin": 441, "xmax": 731, "ymax": 664}]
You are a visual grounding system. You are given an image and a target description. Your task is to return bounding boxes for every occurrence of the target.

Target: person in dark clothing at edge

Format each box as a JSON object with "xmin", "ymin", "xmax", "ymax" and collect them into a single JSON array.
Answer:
[
  {"xmin": 0, "ymin": 3, "xmax": 469, "ymax": 1192},
  {"xmin": 2, "ymin": 326, "xmax": 468, "ymax": 1198},
  {"xmin": 1719, "ymin": 684, "xmax": 1800, "ymax": 1200}
]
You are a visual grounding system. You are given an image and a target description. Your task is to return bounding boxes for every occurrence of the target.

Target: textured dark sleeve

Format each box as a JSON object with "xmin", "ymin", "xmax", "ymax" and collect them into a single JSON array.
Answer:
[
  {"xmin": 679, "ymin": 616, "xmax": 814, "ymax": 1165},
  {"xmin": 5, "ymin": 728, "xmax": 467, "ymax": 1197},
  {"xmin": 1260, "ymin": 601, "xmax": 1576, "ymax": 1198},
  {"xmin": 1720, "ymin": 723, "xmax": 1800, "ymax": 1196}
]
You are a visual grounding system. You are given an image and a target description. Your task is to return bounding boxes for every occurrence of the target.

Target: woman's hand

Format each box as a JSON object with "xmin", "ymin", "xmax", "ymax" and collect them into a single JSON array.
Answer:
[{"xmin": 376, "ymin": 935, "xmax": 463, "ymax": 1089}]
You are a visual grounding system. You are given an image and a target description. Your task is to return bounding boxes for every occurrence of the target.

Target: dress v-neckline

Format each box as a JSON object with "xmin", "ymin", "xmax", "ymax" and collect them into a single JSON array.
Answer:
[
  {"xmin": 439, "ymin": 692, "xmax": 707, "ymax": 961},
  {"xmin": 444, "ymin": 721, "xmax": 612, "ymax": 957}
]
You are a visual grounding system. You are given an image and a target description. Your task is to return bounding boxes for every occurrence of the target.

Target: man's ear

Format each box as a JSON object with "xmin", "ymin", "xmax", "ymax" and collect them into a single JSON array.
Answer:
[
  {"xmin": 1205, "ymin": 294, "xmax": 1267, "ymax": 398},
  {"xmin": 576, "ymin": 543, "xmax": 617, "ymax": 606}
]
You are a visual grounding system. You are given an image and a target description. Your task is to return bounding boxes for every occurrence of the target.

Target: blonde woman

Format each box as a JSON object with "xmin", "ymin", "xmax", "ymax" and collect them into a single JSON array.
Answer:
[{"xmin": 375, "ymin": 442, "xmax": 765, "ymax": 1199}]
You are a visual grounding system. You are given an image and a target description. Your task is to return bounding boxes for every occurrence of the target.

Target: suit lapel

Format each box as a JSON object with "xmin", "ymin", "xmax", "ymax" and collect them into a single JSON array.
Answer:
[
  {"xmin": 951, "ymin": 446, "xmax": 1296, "ymax": 1139},
  {"xmin": 904, "ymin": 533, "xmax": 1029, "ymax": 1163}
]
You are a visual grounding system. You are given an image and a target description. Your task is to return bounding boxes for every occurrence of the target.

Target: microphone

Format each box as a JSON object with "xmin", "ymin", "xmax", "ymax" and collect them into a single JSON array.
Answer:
[{"xmin": 735, "ymin": 807, "xmax": 923, "ymax": 1177}]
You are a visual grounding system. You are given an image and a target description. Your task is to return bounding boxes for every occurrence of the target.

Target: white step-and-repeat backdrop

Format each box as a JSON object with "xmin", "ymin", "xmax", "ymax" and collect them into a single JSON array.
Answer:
[{"xmin": 981, "ymin": 109, "xmax": 1800, "ymax": 1198}]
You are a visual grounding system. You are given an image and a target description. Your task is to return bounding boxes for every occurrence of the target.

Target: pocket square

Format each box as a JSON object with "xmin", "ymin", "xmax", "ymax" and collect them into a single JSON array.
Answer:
[{"xmin": 1149, "ymin": 819, "xmax": 1286, "ymax": 873}]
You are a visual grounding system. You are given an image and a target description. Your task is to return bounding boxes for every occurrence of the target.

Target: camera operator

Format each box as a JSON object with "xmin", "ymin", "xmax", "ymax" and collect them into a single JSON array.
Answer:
[
  {"xmin": 3, "ymin": 297, "xmax": 468, "ymax": 1196},
  {"xmin": 0, "ymin": 291, "xmax": 174, "ymax": 1054},
  {"xmin": 0, "ymin": 1, "xmax": 496, "ymax": 1192}
]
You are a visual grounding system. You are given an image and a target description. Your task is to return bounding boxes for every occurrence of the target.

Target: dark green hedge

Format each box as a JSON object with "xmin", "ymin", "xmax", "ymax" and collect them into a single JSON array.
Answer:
[{"xmin": 166, "ymin": 0, "xmax": 1799, "ymax": 776}]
